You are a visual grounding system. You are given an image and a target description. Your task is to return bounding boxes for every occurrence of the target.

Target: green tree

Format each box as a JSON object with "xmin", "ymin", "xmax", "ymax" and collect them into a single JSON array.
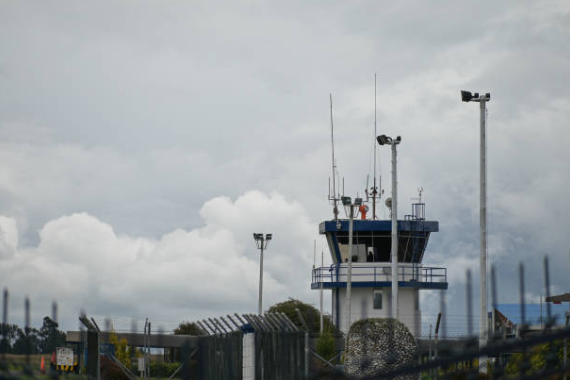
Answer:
[
  {"xmin": 109, "ymin": 332, "xmax": 131, "ymax": 368},
  {"xmin": 170, "ymin": 322, "xmax": 202, "ymax": 362},
  {"xmin": 38, "ymin": 316, "xmax": 66, "ymax": 354},
  {"xmin": 12, "ymin": 326, "xmax": 40, "ymax": 354},
  {"xmin": 315, "ymin": 329, "xmax": 336, "ymax": 361},
  {"xmin": 0, "ymin": 323, "xmax": 19, "ymax": 353},
  {"xmin": 505, "ymin": 340, "xmax": 567, "ymax": 375},
  {"xmin": 268, "ymin": 298, "xmax": 338, "ymax": 334},
  {"xmin": 174, "ymin": 322, "xmax": 202, "ymax": 336}
]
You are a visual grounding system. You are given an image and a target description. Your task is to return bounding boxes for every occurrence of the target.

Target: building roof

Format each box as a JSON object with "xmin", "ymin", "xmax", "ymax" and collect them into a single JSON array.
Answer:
[
  {"xmin": 546, "ymin": 293, "xmax": 570, "ymax": 303},
  {"xmin": 319, "ymin": 219, "xmax": 439, "ymax": 234},
  {"xmin": 495, "ymin": 303, "xmax": 570, "ymax": 326}
]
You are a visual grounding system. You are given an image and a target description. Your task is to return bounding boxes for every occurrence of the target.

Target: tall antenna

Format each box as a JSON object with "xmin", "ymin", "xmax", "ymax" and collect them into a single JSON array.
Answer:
[
  {"xmin": 329, "ymin": 94, "xmax": 339, "ymax": 219},
  {"xmin": 372, "ymin": 73, "xmax": 379, "ymax": 219}
]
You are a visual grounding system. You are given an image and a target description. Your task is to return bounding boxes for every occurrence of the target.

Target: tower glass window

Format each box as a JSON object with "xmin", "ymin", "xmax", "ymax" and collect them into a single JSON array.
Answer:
[{"xmin": 373, "ymin": 290, "xmax": 383, "ymax": 309}]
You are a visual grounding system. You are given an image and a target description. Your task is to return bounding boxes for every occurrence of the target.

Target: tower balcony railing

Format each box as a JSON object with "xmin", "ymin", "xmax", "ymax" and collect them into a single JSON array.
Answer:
[{"xmin": 311, "ymin": 263, "xmax": 447, "ymax": 287}]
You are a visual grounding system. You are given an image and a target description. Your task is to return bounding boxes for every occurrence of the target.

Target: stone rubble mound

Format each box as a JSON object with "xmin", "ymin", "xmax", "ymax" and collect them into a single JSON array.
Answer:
[{"xmin": 345, "ymin": 318, "xmax": 418, "ymax": 379}]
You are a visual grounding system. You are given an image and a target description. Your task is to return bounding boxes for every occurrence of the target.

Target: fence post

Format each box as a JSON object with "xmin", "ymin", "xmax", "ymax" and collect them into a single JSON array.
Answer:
[
  {"xmin": 295, "ymin": 308, "xmax": 309, "ymax": 379},
  {"xmin": 562, "ymin": 310, "xmax": 570, "ymax": 380},
  {"xmin": 86, "ymin": 330, "xmax": 100, "ymax": 380}
]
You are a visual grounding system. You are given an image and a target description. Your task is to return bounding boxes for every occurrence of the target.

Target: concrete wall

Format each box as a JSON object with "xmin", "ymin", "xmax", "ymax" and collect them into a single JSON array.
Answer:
[
  {"xmin": 242, "ymin": 333, "xmax": 255, "ymax": 380},
  {"xmin": 334, "ymin": 287, "xmax": 420, "ymax": 336}
]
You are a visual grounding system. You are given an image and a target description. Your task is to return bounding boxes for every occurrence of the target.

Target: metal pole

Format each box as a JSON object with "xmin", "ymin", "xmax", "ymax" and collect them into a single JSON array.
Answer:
[
  {"xmin": 330, "ymin": 94, "xmax": 338, "ymax": 220},
  {"xmin": 345, "ymin": 205, "xmax": 355, "ymax": 342},
  {"xmin": 434, "ymin": 312, "xmax": 442, "ymax": 379},
  {"xmin": 480, "ymin": 97, "xmax": 488, "ymax": 344},
  {"xmin": 2, "ymin": 288, "xmax": 7, "ymax": 327},
  {"xmin": 428, "ymin": 324, "xmax": 432, "ymax": 360},
  {"xmin": 373, "ymin": 73, "xmax": 377, "ymax": 220},
  {"xmin": 258, "ymin": 241, "xmax": 264, "ymax": 315},
  {"xmin": 147, "ymin": 322, "xmax": 151, "ymax": 380},
  {"xmin": 562, "ymin": 305, "xmax": 570, "ymax": 380},
  {"xmin": 320, "ymin": 250, "xmax": 324, "ymax": 333},
  {"xmin": 391, "ymin": 143, "xmax": 399, "ymax": 319},
  {"xmin": 2, "ymin": 289, "xmax": 6, "ymax": 362}
]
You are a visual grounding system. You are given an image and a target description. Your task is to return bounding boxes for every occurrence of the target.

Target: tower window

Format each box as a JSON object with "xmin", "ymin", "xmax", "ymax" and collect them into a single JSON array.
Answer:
[{"xmin": 373, "ymin": 290, "xmax": 382, "ymax": 309}]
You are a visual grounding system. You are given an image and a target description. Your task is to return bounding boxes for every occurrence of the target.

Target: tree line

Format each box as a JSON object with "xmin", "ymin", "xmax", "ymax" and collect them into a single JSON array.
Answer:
[{"xmin": 0, "ymin": 316, "xmax": 67, "ymax": 354}]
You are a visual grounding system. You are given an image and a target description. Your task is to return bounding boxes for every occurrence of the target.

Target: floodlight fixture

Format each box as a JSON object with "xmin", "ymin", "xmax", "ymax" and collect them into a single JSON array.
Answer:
[
  {"xmin": 461, "ymin": 90, "xmax": 491, "ymax": 103},
  {"xmin": 461, "ymin": 90, "xmax": 473, "ymax": 102},
  {"xmin": 354, "ymin": 198, "xmax": 363, "ymax": 206},
  {"xmin": 376, "ymin": 135, "xmax": 390, "ymax": 145},
  {"xmin": 376, "ymin": 134, "xmax": 401, "ymax": 146},
  {"xmin": 266, "ymin": 234, "xmax": 272, "ymax": 241},
  {"xmin": 341, "ymin": 196, "xmax": 352, "ymax": 206}
]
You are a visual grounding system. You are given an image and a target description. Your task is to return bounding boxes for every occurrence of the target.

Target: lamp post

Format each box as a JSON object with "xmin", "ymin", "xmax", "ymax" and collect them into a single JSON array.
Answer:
[
  {"xmin": 377, "ymin": 134, "xmax": 402, "ymax": 319},
  {"xmin": 461, "ymin": 90, "xmax": 491, "ymax": 344},
  {"xmin": 253, "ymin": 233, "xmax": 272, "ymax": 315}
]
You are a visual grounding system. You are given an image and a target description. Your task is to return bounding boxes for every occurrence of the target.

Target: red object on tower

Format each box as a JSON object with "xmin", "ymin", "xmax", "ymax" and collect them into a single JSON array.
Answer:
[{"xmin": 359, "ymin": 205, "xmax": 367, "ymax": 220}]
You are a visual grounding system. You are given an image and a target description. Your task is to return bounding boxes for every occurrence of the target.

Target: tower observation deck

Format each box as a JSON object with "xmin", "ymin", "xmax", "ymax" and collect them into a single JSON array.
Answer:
[{"xmin": 311, "ymin": 206, "xmax": 448, "ymax": 335}]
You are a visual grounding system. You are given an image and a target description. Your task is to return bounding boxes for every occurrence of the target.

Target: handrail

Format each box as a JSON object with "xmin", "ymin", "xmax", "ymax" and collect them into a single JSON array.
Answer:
[{"xmin": 311, "ymin": 264, "xmax": 447, "ymax": 284}]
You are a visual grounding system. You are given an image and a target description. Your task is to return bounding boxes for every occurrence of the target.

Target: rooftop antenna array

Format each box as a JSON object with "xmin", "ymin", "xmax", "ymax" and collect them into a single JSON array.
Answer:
[
  {"xmin": 328, "ymin": 94, "xmax": 340, "ymax": 219},
  {"xmin": 410, "ymin": 187, "xmax": 426, "ymax": 220}
]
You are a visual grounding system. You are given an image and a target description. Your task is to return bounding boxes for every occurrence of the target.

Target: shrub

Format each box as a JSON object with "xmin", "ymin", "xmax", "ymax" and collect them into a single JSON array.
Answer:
[{"xmin": 316, "ymin": 330, "xmax": 336, "ymax": 362}]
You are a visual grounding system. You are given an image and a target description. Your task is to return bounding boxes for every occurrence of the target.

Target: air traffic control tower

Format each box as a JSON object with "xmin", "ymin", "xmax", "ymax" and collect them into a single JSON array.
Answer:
[{"xmin": 311, "ymin": 201, "xmax": 448, "ymax": 336}]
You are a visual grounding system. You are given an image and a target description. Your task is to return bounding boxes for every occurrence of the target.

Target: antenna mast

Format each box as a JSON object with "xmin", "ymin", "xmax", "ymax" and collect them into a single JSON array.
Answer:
[
  {"xmin": 372, "ymin": 74, "xmax": 379, "ymax": 219},
  {"xmin": 329, "ymin": 94, "xmax": 339, "ymax": 219}
]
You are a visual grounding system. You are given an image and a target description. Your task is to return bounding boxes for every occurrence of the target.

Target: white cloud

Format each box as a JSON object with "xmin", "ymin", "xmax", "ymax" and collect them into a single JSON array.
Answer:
[{"xmin": 1, "ymin": 191, "xmax": 319, "ymax": 331}]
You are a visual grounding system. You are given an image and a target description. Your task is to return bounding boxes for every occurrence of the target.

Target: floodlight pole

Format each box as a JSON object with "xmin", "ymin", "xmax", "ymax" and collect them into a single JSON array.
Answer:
[
  {"xmin": 258, "ymin": 241, "xmax": 264, "ymax": 315},
  {"xmin": 376, "ymin": 134, "xmax": 401, "ymax": 320},
  {"xmin": 462, "ymin": 90, "xmax": 491, "ymax": 372},
  {"xmin": 345, "ymin": 204, "xmax": 355, "ymax": 345},
  {"xmin": 479, "ymin": 96, "xmax": 488, "ymax": 345},
  {"xmin": 254, "ymin": 234, "xmax": 271, "ymax": 315},
  {"xmin": 391, "ymin": 142, "xmax": 399, "ymax": 320}
]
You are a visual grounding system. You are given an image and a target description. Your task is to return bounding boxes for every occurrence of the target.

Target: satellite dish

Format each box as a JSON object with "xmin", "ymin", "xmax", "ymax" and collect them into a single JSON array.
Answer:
[{"xmin": 385, "ymin": 197, "xmax": 392, "ymax": 209}]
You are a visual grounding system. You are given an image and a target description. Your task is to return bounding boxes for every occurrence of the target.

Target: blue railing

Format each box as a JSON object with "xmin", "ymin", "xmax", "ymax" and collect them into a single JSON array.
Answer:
[{"xmin": 311, "ymin": 264, "xmax": 447, "ymax": 285}]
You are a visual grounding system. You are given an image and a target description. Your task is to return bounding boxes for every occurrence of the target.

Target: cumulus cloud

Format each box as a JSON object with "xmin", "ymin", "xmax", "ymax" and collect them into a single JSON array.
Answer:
[{"xmin": 1, "ymin": 191, "xmax": 320, "ymax": 331}]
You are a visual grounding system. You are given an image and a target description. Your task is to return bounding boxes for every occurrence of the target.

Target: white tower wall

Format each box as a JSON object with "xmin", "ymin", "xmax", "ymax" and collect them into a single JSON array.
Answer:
[{"xmin": 335, "ymin": 287, "xmax": 420, "ymax": 336}]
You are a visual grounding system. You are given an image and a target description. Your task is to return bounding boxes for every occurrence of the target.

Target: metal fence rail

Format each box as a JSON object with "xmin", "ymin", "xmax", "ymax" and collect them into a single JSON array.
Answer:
[{"xmin": 311, "ymin": 264, "xmax": 447, "ymax": 285}]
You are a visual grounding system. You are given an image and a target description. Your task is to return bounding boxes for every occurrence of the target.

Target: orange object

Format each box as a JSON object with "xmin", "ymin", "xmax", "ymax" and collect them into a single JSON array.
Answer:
[
  {"xmin": 40, "ymin": 356, "xmax": 46, "ymax": 374},
  {"xmin": 359, "ymin": 204, "xmax": 367, "ymax": 220}
]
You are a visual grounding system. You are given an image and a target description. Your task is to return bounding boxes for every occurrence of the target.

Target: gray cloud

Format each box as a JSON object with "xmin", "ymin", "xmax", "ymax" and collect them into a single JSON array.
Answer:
[{"xmin": 0, "ymin": 0, "xmax": 569, "ymax": 334}]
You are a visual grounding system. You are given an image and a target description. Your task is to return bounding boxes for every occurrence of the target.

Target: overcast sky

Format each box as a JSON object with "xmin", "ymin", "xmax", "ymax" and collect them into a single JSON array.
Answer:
[{"xmin": 1, "ymin": 0, "xmax": 569, "ymax": 335}]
